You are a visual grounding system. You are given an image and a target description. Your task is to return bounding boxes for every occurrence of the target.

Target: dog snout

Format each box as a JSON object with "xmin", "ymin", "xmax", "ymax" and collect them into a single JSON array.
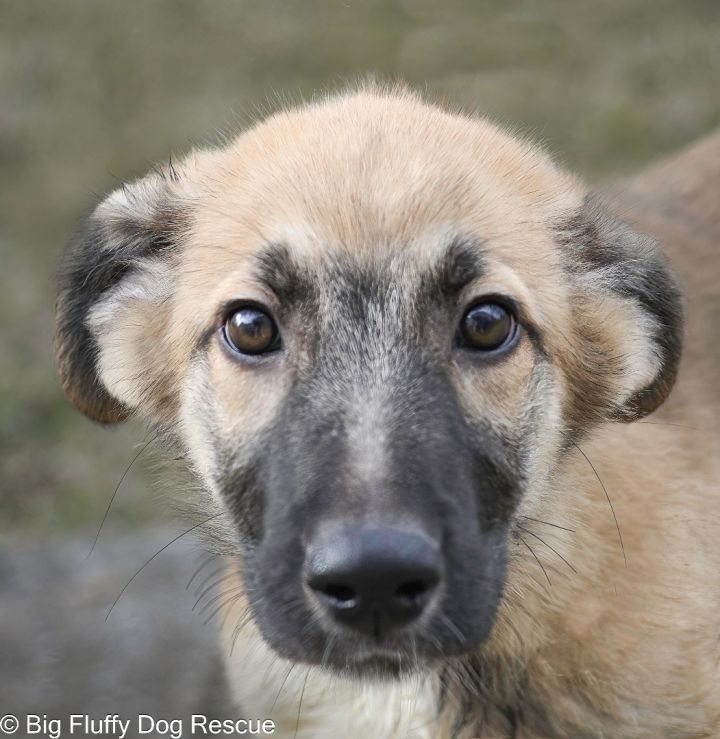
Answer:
[{"xmin": 304, "ymin": 524, "xmax": 442, "ymax": 638}]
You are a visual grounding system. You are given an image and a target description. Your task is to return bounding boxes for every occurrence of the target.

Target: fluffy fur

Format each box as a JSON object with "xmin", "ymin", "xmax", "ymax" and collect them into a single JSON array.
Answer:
[{"xmin": 56, "ymin": 85, "xmax": 719, "ymax": 737}]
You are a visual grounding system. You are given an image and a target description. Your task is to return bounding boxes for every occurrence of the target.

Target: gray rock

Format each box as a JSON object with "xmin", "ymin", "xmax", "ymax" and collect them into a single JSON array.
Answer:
[{"xmin": 0, "ymin": 529, "xmax": 237, "ymax": 738}]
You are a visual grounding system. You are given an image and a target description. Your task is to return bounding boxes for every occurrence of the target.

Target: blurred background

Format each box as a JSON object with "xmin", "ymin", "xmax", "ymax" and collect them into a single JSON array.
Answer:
[{"xmin": 1, "ymin": 0, "xmax": 719, "ymax": 730}]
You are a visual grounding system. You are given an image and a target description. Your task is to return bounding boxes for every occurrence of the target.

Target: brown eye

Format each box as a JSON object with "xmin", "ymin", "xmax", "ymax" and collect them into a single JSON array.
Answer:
[
  {"xmin": 460, "ymin": 302, "xmax": 516, "ymax": 351},
  {"xmin": 223, "ymin": 306, "xmax": 280, "ymax": 356}
]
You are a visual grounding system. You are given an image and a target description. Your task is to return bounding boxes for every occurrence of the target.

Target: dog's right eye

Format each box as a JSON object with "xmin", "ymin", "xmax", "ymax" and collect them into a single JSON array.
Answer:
[{"xmin": 222, "ymin": 306, "xmax": 280, "ymax": 356}]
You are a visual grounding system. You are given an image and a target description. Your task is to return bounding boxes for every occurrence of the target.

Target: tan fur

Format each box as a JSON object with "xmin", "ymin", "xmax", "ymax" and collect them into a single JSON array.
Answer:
[
  {"xmin": 214, "ymin": 97, "xmax": 718, "ymax": 737},
  {"xmin": 60, "ymin": 87, "xmax": 720, "ymax": 736}
]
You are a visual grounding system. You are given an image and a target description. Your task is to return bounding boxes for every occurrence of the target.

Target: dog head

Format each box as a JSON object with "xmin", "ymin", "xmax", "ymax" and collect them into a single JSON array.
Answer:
[{"xmin": 56, "ymin": 87, "xmax": 683, "ymax": 677}]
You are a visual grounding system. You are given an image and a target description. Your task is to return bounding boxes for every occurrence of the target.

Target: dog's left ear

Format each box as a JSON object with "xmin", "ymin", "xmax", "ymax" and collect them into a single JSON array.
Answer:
[{"xmin": 559, "ymin": 195, "xmax": 684, "ymax": 424}]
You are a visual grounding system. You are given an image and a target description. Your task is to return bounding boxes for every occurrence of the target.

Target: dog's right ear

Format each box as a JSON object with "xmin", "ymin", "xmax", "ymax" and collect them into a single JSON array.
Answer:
[{"xmin": 56, "ymin": 168, "xmax": 191, "ymax": 424}]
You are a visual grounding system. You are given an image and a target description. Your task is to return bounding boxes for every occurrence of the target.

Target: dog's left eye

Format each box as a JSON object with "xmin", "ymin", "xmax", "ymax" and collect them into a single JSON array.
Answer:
[
  {"xmin": 223, "ymin": 306, "xmax": 280, "ymax": 355},
  {"xmin": 459, "ymin": 302, "xmax": 516, "ymax": 351}
]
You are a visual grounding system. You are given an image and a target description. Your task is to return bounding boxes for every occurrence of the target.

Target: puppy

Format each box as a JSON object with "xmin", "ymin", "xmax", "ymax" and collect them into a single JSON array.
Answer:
[{"xmin": 56, "ymin": 85, "xmax": 720, "ymax": 737}]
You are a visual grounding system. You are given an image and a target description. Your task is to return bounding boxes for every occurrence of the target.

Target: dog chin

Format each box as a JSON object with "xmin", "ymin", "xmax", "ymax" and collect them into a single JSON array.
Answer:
[
  {"xmin": 312, "ymin": 643, "xmax": 428, "ymax": 680},
  {"xmin": 289, "ymin": 630, "xmax": 472, "ymax": 681},
  {"xmin": 334, "ymin": 653, "xmax": 419, "ymax": 680}
]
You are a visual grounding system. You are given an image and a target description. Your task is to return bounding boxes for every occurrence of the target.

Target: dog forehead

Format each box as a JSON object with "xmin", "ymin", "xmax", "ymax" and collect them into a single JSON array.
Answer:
[
  {"xmin": 176, "ymin": 90, "xmax": 583, "ymax": 336},
  {"xmin": 190, "ymin": 89, "xmax": 579, "ymax": 261}
]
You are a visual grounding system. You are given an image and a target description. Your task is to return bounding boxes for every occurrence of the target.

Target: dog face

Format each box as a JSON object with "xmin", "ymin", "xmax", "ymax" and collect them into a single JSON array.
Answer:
[{"xmin": 56, "ymin": 87, "xmax": 683, "ymax": 677}]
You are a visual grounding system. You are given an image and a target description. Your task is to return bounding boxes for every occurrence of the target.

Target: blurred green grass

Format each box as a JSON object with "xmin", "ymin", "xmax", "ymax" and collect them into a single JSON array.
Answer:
[{"xmin": 1, "ymin": 0, "xmax": 718, "ymax": 531}]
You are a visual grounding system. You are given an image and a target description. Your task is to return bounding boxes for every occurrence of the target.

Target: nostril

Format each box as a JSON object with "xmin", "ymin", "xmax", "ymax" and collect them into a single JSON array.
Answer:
[
  {"xmin": 395, "ymin": 579, "xmax": 431, "ymax": 605},
  {"xmin": 320, "ymin": 583, "xmax": 358, "ymax": 609}
]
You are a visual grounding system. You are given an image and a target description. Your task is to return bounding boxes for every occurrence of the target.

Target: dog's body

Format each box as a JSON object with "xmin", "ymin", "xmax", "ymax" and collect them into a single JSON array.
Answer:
[{"xmin": 56, "ymin": 88, "xmax": 720, "ymax": 737}]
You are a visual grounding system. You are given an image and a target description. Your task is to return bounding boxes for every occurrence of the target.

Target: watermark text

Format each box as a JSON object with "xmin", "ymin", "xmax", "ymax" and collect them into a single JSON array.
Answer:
[{"xmin": 0, "ymin": 713, "xmax": 276, "ymax": 737}]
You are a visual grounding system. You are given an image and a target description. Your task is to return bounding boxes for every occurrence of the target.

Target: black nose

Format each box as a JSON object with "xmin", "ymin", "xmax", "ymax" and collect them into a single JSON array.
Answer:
[{"xmin": 304, "ymin": 525, "xmax": 442, "ymax": 638}]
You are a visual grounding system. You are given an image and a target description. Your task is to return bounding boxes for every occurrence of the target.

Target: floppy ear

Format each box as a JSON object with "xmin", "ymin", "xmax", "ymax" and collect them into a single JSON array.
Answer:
[
  {"xmin": 56, "ymin": 169, "xmax": 189, "ymax": 424},
  {"xmin": 559, "ymin": 195, "xmax": 684, "ymax": 425}
]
